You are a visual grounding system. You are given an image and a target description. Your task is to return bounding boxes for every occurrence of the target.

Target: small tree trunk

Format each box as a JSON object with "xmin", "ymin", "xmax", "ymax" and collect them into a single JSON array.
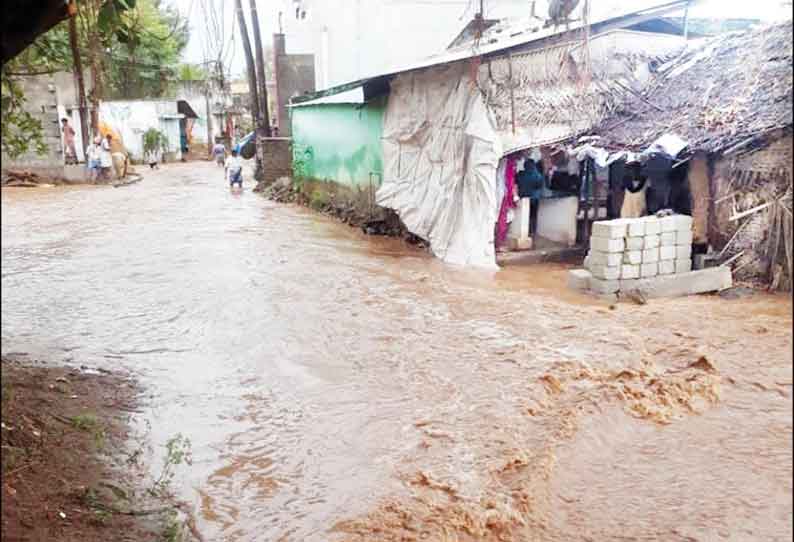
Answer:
[
  {"xmin": 234, "ymin": 0, "xmax": 264, "ymax": 180},
  {"xmin": 89, "ymin": 58, "xmax": 101, "ymax": 134},
  {"xmin": 68, "ymin": 13, "xmax": 89, "ymax": 153}
]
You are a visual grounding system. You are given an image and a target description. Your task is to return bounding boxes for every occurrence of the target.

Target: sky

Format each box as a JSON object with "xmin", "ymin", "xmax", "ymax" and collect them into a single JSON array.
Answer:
[{"xmin": 168, "ymin": 0, "xmax": 791, "ymax": 78}]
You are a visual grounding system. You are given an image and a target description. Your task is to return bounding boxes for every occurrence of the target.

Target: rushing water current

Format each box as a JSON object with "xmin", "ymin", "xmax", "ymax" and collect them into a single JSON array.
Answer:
[{"xmin": 2, "ymin": 162, "xmax": 792, "ymax": 541}]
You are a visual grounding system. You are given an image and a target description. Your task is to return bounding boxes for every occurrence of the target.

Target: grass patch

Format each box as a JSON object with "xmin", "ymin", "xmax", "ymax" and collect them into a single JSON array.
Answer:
[
  {"xmin": 161, "ymin": 510, "xmax": 182, "ymax": 542},
  {"xmin": 309, "ymin": 189, "xmax": 329, "ymax": 210},
  {"xmin": 70, "ymin": 414, "xmax": 106, "ymax": 450}
]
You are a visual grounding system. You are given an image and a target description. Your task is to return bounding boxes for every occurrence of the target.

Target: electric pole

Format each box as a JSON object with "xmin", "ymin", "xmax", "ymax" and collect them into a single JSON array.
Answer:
[{"xmin": 235, "ymin": 0, "xmax": 264, "ymax": 180}]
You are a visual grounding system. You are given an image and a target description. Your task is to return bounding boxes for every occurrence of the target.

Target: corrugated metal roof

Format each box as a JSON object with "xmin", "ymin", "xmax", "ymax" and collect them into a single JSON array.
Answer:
[{"xmin": 291, "ymin": 0, "xmax": 690, "ymax": 105}]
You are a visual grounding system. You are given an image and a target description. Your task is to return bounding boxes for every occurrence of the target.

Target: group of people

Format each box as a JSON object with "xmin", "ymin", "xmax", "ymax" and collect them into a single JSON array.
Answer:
[
  {"xmin": 86, "ymin": 133, "xmax": 118, "ymax": 181},
  {"xmin": 61, "ymin": 118, "xmax": 125, "ymax": 181},
  {"xmin": 63, "ymin": 117, "xmax": 245, "ymax": 188}
]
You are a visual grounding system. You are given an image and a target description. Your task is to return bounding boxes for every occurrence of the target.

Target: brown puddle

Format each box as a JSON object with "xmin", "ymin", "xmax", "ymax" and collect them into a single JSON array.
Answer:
[{"xmin": 2, "ymin": 162, "xmax": 792, "ymax": 541}]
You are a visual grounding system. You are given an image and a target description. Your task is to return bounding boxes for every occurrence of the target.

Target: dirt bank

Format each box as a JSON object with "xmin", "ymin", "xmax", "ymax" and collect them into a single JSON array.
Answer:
[
  {"xmin": 257, "ymin": 177, "xmax": 427, "ymax": 244},
  {"xmin": 1, "ymin": 356, "xmax": 199, "ymax": 542}
]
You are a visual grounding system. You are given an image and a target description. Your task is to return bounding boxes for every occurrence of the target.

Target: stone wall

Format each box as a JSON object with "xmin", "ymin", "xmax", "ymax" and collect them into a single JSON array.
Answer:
[
  {"xmin": 260, "ymin": 137, "xmax": 292, "ymax": 184},
  {"xmin": 1, "ymin": 73, "xmax": 64, "ymax": 170}
]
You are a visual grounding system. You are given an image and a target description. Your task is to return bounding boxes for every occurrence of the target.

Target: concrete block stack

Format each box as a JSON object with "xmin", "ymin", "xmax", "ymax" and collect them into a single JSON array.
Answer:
[{"xmin": 581, "ymin": 214, "xmax": 694, "ymax": 294}]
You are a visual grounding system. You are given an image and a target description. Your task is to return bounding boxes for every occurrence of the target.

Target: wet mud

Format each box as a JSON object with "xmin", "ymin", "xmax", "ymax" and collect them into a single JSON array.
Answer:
[{"xmin": 2, "ymin": 162, "xmax": 791, "ymax": 541}]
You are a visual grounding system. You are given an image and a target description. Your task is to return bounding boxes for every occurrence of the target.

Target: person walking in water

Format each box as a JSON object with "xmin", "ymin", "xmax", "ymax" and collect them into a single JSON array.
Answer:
[
  {"xmin": 224, "ymin": 149, "xmax": 243, "ymax": 189},
  {"xmin": 61, "ymin": 118, "xmax": 77, "ymax": 164},
  {"xmin": 212, "ymin": 139, "xmax": 226, "ymax": 166}
]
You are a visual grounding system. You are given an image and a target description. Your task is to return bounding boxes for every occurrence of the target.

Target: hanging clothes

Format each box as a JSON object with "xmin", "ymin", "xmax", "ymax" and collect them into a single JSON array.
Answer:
[
  {"xmin": 621, "ymin": 178, "xmax": 648, "ymax": 218},
  {"xmin": 516, "ymin": 160, "xmax": 544, "ymax": 198},
  {"xmin": 496, "ymin": 156, "xmax": 517, "ymax": 247}
]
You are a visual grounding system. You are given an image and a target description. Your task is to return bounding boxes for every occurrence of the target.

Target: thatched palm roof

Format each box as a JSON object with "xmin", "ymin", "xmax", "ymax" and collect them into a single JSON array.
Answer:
[{"xmin": 592, "ymin": 21, "xmax": 793, "ymax": 156}]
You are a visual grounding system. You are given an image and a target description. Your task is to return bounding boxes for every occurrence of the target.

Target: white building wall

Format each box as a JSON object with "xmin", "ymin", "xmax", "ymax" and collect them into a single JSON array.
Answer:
[
  {"xmin": 175, "ymin": 81, "xmax": 231, "ymax": 145},
  {"xmin": 99, "ymin": 101, "xmax": 183, "ymax": 161},
  {"xmin": 280, "ymin": 0, "xmax": 533, "ymax": 90}
]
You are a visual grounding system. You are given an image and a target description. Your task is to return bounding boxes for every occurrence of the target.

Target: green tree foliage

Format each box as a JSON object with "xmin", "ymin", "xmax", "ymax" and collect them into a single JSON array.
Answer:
[
  {"xmin": 142, "ymin": 127, "xmax": 169, "ymax": 154},
  {"xmin": 106, "ymin": 0, "xmax": 190, "ymax": 99},
  {"xmin": 0, "ymin": 77, "xmax": 46, "ymax": 158},
  {"xmin": 177, "ymin": 63, "xmax": 207, "ymax": 82}
]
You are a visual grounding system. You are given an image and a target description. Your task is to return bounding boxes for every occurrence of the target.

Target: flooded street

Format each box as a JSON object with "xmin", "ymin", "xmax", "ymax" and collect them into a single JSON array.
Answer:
[{"xmin": 2, "ymin": 162, "xmax": 792, "ymax": 541}]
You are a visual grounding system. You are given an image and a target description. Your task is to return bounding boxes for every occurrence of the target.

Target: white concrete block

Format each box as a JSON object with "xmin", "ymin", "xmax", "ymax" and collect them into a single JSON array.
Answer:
[
  {"xmin": 623, "ymin": 250, "xmax": 642, "ymax": 265},
  {"xmin": 590, "ymin": 236, "xmax": 625, "ymax": 253},
  {"xmin": 672, "ymin": 214, "xmax": 693, "ymax": 232},
  {"xmin": 643, "ymin": 235, "xmax": 660, "ymax": 249},
  {"xmin": 659, "ymin": 215, "xmax": 678, "ymax": 233},
  {"xmin": 676, "ymin": 230, "xmax": 694, "ymax": 246},
  {"xmin": 642, "ymin": 247, "xmax": 660, "ymax": 263},
  {"xmin": 590, "ymin": 264, "xmax": 621, "ymax": 281},
  {"xmin": 627, "ymin": 219, "xmax": 645, "ymax": 237},
  {"xmin": 537, "ymin": 196, "xmax": 578, "ymax": 246},
  {"xmin": 611, "ymin": 266, "xmax": 732, "ymax": 299},
  {"xmin": 659, "ymin": 259, "xmax": 675, "ymax": 275},
  {"xmin": 567, "ymin": 269, "xmax": 592, "ymax": 291},
  {"xmin": 643, "ymin": 217, "xmax": 661, "ymax": 236},
  {"xmin": 589, "ymin": 277, "xmax": 620, "ymax": 294},
  {"xmin": 626, "ymin": 237, "xmax": 644, "ymax": 250},
  {"xmin": 660, "ymin": 232, "xmax": 677, "ymax": 246},
  {"xmin": 676, "ymin": 244, "xmax": 692, "ymax": 260},
  {"xmin": 589, "ymin": 250, "xmax": 623, "ymax": 267},
  {"xmin": 591, "ymin": 219, "xmax": 628, "ymax": 239},
  {"xmin": 641, "ymin": 262, "xmax": 659, "ymax": 277},
  {"xmin": 659, "ymin": 245, "xmax": 676, "ymax": 261},
  {"xmin": 675, "ymin": 258, "xmax": 693, "ymax": 273},
  {"xmin": 619, "ymin": 278, "xmax": 640, "ymax": 292},
  {"xmin": 621, "ymin": 264, "xmax": 640, "ymax": 279}
]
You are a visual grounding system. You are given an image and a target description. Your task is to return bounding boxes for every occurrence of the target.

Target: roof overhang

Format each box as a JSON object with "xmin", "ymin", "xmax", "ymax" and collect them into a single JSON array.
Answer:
[
  {"xmin": 177, "ymin": 100, "xmax": 199, "ymax": 119},
  {"xmin": 2, "ymin": 0, "xmax": 74, "ymax": 66}
]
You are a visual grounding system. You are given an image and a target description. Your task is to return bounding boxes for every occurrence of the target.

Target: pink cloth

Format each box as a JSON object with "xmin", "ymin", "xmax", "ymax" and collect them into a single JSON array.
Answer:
[{"xmin": 496, "ymin": 157, "xmax": 517, "ymax": 247}]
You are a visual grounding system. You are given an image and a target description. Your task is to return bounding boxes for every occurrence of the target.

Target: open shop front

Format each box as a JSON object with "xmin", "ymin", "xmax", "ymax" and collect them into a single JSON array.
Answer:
[
  {"xmin": 494, "ymin": 145, "xmax": 607, "ymax": 255},
  {"xmin": 495, "ymin": 134, "xmax": 696, "ymax": 260}
]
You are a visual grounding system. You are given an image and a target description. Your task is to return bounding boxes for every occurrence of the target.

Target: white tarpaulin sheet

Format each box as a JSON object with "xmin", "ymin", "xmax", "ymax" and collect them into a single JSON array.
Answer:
[{"xmin": 377, "ymin": 65, "xmax": 502, "ymax": 269}]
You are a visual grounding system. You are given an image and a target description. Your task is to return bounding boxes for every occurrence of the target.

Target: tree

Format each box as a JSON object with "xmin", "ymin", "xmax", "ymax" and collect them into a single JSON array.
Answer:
[
  {"xmin": 177, "ymin": 63, "xmax": 207, "ymax": 82},
  {"xmin": 0, "ymin": 77, "xmax": 47, "ymax": 158},
  {"xmin": 107, "ymin": 0, "xmax": 190, "ymax": 99},
  {"xmin": 234, "ymin": 0, "xmax": 265, "ymax": 180},
  {"xmin": 68, "ymin": 14, "xmax": 89, "ymax": 152}
]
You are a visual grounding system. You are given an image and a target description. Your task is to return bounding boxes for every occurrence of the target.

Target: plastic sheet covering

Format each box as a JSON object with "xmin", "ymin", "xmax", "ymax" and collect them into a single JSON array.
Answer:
[
  {"xmin": 377, "ymin": 65, "xmax": 502, "ymax": 268},
  {"xmin": 642, "ymin": 133, "xmax": 688, "ymax": 159}
]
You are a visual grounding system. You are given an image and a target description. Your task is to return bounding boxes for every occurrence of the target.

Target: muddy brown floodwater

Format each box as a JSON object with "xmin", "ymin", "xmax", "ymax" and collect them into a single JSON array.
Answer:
[{"xmin": 2, "ymin": 162, "xmax": 792, "ymax": 541}]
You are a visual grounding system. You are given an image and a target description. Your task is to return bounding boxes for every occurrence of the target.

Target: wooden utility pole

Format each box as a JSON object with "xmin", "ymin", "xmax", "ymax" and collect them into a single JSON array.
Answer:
[
  {"xmin": 249, "ymin": 0, "xmax": 272, "ymax": 137},
  {"xmin": 235, "ymin": 0, "xmax": 264, "ymax": 179},
  {"xmin": 67, "ymin": 12, "xmax": 89, "ymax": 152}
]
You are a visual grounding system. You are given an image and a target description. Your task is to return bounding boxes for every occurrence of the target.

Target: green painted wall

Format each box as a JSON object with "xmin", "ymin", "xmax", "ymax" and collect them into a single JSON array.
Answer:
[{"xmin": 290, "ymin": 97, "xmax": 385, "ymax": 188}]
